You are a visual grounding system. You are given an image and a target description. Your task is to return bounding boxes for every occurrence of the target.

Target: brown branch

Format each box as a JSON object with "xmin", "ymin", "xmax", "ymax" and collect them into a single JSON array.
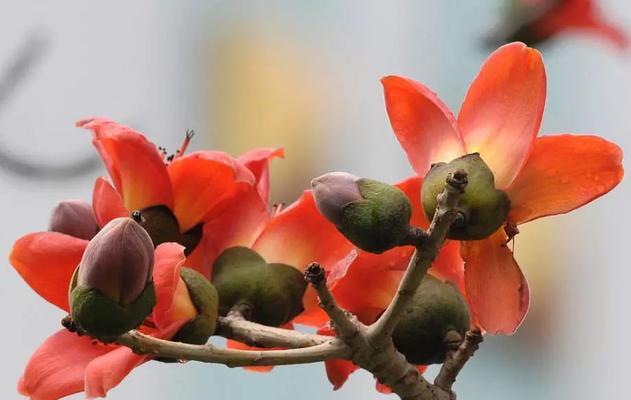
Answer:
[
  {"xmin": 434, "ymin": 328, "xmax": 483, "ymax": 392},
  {"xmin": 216, "ymin": 312, "xmax": 330, "ymax": 349},
  {"xmin": 115, "ymin": 330, "xmax": 350, "ymax": 367},
  {"xmin": 368, "ymin": 169, "xmax": 467, "ymax": 343}
]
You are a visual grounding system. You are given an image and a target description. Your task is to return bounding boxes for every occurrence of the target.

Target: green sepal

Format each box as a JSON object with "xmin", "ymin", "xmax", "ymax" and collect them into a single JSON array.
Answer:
[
  {"xmin": 69, "ymin": 266, "xmax": 156, "ymax": 341},
  {"xmin": 339, "ymin": 179, "xmax": 412, "ymax": 253},
  {"xmin": 211, "ymin": 247, "xmax": 307, "ymax": 327},
  {"xmin": 421, "ymin": 153, "xmax": 510, "ymax": 240},
  {"xmin": 171, "ymin": 268, "xmax": 219, "ymax": 344},
  {"xmin": 392, "ymin": 275, "xmax": 470, "ymax": 365}
]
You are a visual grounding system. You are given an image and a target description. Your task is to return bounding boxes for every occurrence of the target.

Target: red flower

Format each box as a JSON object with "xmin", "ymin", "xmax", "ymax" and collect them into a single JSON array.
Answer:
[
  {"xmin": 11, "ymin": 242, "xmax": 198, "ymax": 399},
  {"xmin": 311, "ymin": 177, "xmax": 463, "ymax": 390},
  {"xmin": 382, "ymin": 42, "xmax": 623, "ymax": 334},
  {"xmin": 80, "ymin": 118, "xmax": 285, "ymax": 276},
  {"xmin": 492, "ymin": 0, "xmax": 628, "ymax": 49},
  {"xmin": 9, "ymin": 119, "xmax": 285, "ymax": 397}
]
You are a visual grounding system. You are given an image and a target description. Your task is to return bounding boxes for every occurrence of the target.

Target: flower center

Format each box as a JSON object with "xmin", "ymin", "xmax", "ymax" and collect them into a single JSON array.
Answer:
[
  {"xmin": 158, "ymin": 129, "xmax": 195, "ymax": 165},
  {"xmin": 131, "ymin": 206, "xmax": 202, "ymax": 256}
]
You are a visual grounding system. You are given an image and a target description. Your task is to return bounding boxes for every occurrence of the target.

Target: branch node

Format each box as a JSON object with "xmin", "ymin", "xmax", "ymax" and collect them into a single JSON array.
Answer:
[{"xmin": 304, "ymin": 262, "xmax": 325, "ymax": 286}]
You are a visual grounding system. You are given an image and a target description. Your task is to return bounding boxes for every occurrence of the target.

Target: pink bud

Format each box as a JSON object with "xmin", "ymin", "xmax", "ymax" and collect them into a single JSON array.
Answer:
[
  {"xmin": 311, "ymin": 172, "xmax": 362, "ymax": 226},
  {"xmin": 49, "ymin": 200, "xmax": 99, "ymax": 240},
  {"xmin": 78, "ymin": 217, "xmax": 154, "ymax": 305}
]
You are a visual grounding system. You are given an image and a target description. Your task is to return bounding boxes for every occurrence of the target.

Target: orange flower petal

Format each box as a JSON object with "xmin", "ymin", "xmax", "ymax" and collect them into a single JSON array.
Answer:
[
  {"xmin": 10, "ymin": 232, "xmax": 87, "ymax": 311},
  {"xmin": 396, "ymin": 176, "xmax": 430, "ymax": 229},
  {"xmin": 168, "ymin": 151, "xmax": 255, "ymax": 232},
  {"xmin": 317, "ymin": 325, "xmax": 359, "ymax": 390},
  {"xmin": 78, "ymin": 118, "xmax": 174, "ymax": 212},
  {"xmin": 152, "ymin": 243, "xmax": 196, "ymax": 332},
  {"xmin": 18, "ymin": 330, "xmax": 125, "ymax": 400},
  {"xmin": 382, "ymin": 75, "xmax": 465, "ymax": 175},
  {"xmin": 199, "ymin": 187, "xmax": 272, "ymax": 277},
  {"xmin": 84, "ymin": 346, "xmax": 147, "ymax": 398},
  {"xmin": 252, "ymin": 191, "xmax": 354, "ymax": 273},
  {"xmin": 92, "ymin": 177, "xmax": 128, "ymax": 228},
  {"xmin": 458, "ymin": 42, "xmax": 546, "ymax": 189},
  {"xmin": 226, "ymin": 340, "xmax": 275, "ymax": 373},
  {"xmin": 461, "ymin": 230, "xmax": 530, "ymax": 335},
  {"xmin": 533, "ymin": 0, "xmax": 629, "ymax": 49},
  {"xmin": 238, "ymin": 147, "xmax": 285, "ymax": 205},
  {"xmin": 507, "ymin": 134, "xmax": 624, "ymax": 224}
]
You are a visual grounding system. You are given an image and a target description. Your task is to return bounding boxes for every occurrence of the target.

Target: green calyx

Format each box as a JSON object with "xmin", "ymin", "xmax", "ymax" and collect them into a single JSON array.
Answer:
[
  {"xmin": 392, "ymin": 275, "xmax": 470, "ymax": 365},
  {"xmin": 170, "ymin": 268, "xmax": 219, "ymax": 345},
  {"xmin": 69, "ymin": 266, "xmax": 156, "ymax": 341},
  {"xmin": 339, "ymin": 179, "xmax": 412, "ymax": 253},
  {"xmin": 211, "ymin": 247, "xmax": 307, "ymax": 327},
  {"xmin": 421, "ymin": 153, "xmax": 510, "ymax": 240}
]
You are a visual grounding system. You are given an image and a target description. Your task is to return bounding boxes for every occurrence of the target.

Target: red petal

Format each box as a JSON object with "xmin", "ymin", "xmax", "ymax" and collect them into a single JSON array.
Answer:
[
  {"xmin": 534, "ymin": 0, "xmax": 629, "ymax": 49},
  {"xmin": 458, "ymin": 43, "xmax": 546, "ymax": 189},
  {"xmin": 199, "ymin": 187, "xmax": 272, "ymax": 277},
  {"xmin": 252, "ymin": 191, "xmax": 354, "ymax": 272},
  {"xmin": 84, "ymin": 347, "xmax": 147, "ymax": 398},
  {"xmin": 382, "ymin": 75, "xmax": 465, "ymax": 175},
  {"xmin": 18, "ymin": 330, "xmax": 120, "ymax": 400},
  {"xmin": 78, "ymin": 118, "xmax": 174, "ymax": 212},
  {"xmin": 238, "ymin": 147, "xmax": 285, "ymax": 205},
  {"xmin": 10, "ymin": 232, "xmax": 87, "ymax": 311},
  {"xmin": 152, "ymin": 243, "xmax": 195, "ymax": 332},
  {"xmin": 252, "ymin": 191, "xmax": 355, "ymax": 324},
  {"xmin": 461, "ymin": 230, "xmax": 530, "ymax": 335},
  {"xmin": 92, "ymin": 177, "xmax": 128, "ymax": 228},
  {"xmin": 507, "ymin": 134, "xmax": 624, "ymax": 224},
  {"xmin": 168, "ymin": 150, "xmax": 255, "ymax": 232},
  {"xmin": 316, "ymin": 325, "xmax": 359, "ymax": 390}
]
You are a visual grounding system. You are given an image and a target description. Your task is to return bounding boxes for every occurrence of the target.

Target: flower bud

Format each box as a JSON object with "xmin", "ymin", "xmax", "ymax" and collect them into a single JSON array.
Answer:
[
  {"xmin": 211, "ymin": 247, "xmax": 307, "ymax": 327},
  {"xmin": 392, "ymin": 275, "xmax": 470, "ymax": 365},
  {"xmin": 49, "ymin": 200, "xmax": 99, "ymax": 240},
  {"xmin": 421, "ymin": 153, "xmax": 510, "ymax": 240},
  {"xmin": 312, "ymin": 173, "xmax": 412, "ymax": 253},
  {"xmin": 69, "ymin": 217, "xmax": 156, "ymax": 339},
  {"xmin": 311, "ymin": 172, "xmax": 363, "ymax": 225}
]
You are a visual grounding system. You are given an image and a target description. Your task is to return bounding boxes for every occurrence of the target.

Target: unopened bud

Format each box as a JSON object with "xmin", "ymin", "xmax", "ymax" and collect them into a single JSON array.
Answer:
[
  {"xmin": 49, "ymin": 200, "xmax": 98, "ymax": 240},
  {"xmin": 69, "ymin": 217, "xmax": 156, "ymax": 339},
  {"xmin": 421, "ymin": 153, "xmax": 510, "ymax": 240},
  {"xmin": 392, "ymin": 275, "xmax": 470, "ymax": 365},
  {"xmin": 311, "ymin": 172, "xmax": 363, "ymax": 225},
  {"xmin": 212, "ymin": 247, "xmax": 306, "ymax": 327},
  {"xmin": 312, "ymin": 173, "xmax": 413, "ymax": 253}
]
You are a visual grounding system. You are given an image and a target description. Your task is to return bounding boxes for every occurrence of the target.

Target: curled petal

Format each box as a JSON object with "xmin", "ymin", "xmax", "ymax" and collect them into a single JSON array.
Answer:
[
  {"xmin": 382, "ymin": 75, "xmax": 465, "ymax": 175},
  {"xmin": 507, "ymin": 134, "xmax": 624, "ymax": 224},
  {"xmin": 458, "ymin": 42, "xmax": 546, "ymax": 189},
  {"xmin": 461, "ymin": 230, "xmax": 530, "ymax": 335},
  {"xmin": 151, "ymin": 243, "xmax": 195, "ymax": 332},
  {"xmin": 10, "ymin": 232, "xmax": 87, "ymax": 311},
  {"xmin": 238, "ymin": 147, "xmax": 285, "ymax": 205},
  {"xmin": 92, "ymin": 177, "xmax": 128, "ymax": 228},
  {"xmin": 18, "ymin": 330, "xmax": 120, "ymax": 400},
  {"xmin": 168, "ymin": 151, "xmax": 254, "ymax": 232},
  {"xmin": 78, "ymin": 118, "xmax": 174, "ymax": 211}
]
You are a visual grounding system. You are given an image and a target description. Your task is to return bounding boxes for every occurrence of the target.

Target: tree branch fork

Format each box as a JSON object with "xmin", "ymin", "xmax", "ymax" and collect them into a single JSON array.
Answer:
[{"xmin": 65, "ymin": 171, "xmax": 482, "ymax": 400}]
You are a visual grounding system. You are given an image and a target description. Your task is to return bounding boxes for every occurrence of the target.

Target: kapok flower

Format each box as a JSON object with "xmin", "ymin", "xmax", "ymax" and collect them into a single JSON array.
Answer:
[
  {"xmin": 12, "ymin": 242, "xmax": 201, "ymax": 399},
  {"xmin": 490, "ymin": 0, "xmax": 628, "ymax": 49},
  {"xmin": 382, "ymin": 42, "xmax": 623, "ymax": 334},
  {"xmin": 310, "ymin": 177, "xmax": 466, "ymax": 392},
  {"xmin": 78, "ymin": 117, "xmax": 284, "ymax": 276}
]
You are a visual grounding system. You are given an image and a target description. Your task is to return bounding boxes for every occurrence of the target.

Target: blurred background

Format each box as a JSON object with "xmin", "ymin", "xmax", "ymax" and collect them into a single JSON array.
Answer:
[{"xmin": 1, "ymin": 1, "xmax": 630, "ymax": 399}]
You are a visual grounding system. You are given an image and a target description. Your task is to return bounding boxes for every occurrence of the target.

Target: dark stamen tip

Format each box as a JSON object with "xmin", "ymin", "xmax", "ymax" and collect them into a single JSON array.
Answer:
[{"xmin": 131, "ymin": 210, "xmax": 142, "ymax": 222}]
